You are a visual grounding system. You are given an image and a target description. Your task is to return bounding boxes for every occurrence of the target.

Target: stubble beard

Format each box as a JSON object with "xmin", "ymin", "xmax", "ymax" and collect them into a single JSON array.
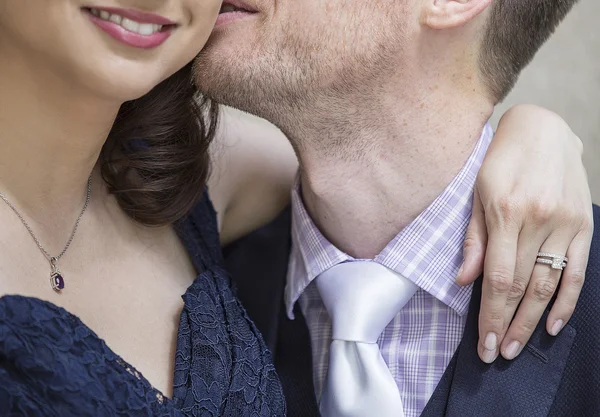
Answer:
[
  {"xmin": 193, "ymin": 26, "xmax": 324, "ymax": 128},
  {"xmin": 193, "ymin": 9, "xmax": 405, "ymax": 144}
]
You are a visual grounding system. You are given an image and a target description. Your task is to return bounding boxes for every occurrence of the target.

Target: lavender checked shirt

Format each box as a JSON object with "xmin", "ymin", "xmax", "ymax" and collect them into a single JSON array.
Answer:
[{"xmin": 285, "ymin": 124, "xmax": 494, "ymax": 417}]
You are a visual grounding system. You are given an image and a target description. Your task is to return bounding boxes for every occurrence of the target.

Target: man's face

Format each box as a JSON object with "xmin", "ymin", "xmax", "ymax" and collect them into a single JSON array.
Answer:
[{"xmin": 195, "ymin": 0, "xmax": 416, "ymax": 121}]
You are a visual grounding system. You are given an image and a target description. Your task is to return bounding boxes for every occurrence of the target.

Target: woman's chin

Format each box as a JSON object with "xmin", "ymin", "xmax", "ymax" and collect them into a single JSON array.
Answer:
[{"xmin": 83, "ymin": 71, "xmax": 168, "ymax": 104}]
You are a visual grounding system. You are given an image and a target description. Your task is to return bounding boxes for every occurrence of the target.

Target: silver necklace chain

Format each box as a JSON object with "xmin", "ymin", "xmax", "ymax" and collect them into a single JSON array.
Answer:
[{"xmin": 0, "ymin": 176, "xmax": 93, "ymax": 264}]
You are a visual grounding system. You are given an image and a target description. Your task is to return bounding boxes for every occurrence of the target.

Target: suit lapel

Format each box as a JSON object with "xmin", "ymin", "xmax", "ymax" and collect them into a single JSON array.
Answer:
[
  {"xmin": 275, "ymin": 305, "xmax": 320, "ymax": 416},
  {"xmin": 223, "ymin": 208, "xmax": 292, "ymax": 354},
  {"xmin": 427, "ymin": 277, "xmax": 576, "ymax": 417}
]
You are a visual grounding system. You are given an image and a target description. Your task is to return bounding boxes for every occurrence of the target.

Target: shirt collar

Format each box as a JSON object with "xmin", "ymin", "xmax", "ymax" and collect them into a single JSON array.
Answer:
[{"xmin": 286, "ymin": 124, "xmax": 494, "ymax": 318}]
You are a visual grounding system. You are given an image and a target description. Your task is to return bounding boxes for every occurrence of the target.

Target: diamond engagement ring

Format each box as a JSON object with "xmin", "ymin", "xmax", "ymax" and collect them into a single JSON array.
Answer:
[{"xmin": 536, "ymin": 252, "xmax": 569, "ymax": 270}]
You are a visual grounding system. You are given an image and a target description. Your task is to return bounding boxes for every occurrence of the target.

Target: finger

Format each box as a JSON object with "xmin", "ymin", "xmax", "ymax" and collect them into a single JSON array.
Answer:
[
  {"xmin": 497, "ymin": 223, "xmax": 548, "ymax": 347},
  {"xmin": 457, "ymin": 188, "xmax": 487, "ymax": 286},
  {"xmin": 500, "ymin": 235, "xmax": 569, "ymax": 360},
  {"xmin": 546, "ymin": 228, "xmax": 592, "ymax": 336},
  {"xmin": 478, "ymin": 224, "xmax": 520, "ymax": 364}
]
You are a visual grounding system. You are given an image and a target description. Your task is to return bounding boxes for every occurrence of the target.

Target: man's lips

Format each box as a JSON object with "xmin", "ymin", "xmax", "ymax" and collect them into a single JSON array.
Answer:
[
  {"xmin": 219, "ymin": 0, "xmax": 257, "ymax": 14},
  {"xmin": 216, "ymin": 0, "xmax": 257, "ymax": 26}
]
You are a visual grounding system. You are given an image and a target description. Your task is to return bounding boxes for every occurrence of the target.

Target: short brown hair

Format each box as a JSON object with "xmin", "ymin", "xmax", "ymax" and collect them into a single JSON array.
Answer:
[{"xmin": 480, "ymin": 0, "xmax": 579, "ymax": 102}]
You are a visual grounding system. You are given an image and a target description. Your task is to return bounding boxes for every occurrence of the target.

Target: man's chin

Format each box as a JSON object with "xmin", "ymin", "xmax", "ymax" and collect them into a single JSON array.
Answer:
[
  {"xmin": 193, "ymin": 39, "xmax": 302, "ymax": 123},
  {"xmin": 198, "ymin": 76, "xmax": 286, "ymax": 127},
  {"xmin": 193, "ymin": 62, "xmax": 261, "ymax": 116}
]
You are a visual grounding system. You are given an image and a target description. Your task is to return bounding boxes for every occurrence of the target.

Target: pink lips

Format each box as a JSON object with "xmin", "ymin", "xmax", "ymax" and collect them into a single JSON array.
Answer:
[
  {"xmin": 215, "ymin": 1, "xmax": 257, "ymax": 27},
  {"xmin": 215, "ymin": 11, "xmax": 255, "ymax": 27},
  {"xmin": 86, "ymin": 7, "xmax": 176, "ymax": 49}
]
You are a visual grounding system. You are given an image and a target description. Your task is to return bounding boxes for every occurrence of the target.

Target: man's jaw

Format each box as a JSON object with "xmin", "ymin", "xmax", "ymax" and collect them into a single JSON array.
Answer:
[{"xmin": 215, "ymin": 0, "xmax": 258, "ymax": 27}]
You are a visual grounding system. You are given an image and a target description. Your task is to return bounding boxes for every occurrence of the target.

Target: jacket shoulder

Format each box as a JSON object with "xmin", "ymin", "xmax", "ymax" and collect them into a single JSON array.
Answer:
[{"xmin": 589, "ymin": 204, "xmax": 600, "ymax": 272}]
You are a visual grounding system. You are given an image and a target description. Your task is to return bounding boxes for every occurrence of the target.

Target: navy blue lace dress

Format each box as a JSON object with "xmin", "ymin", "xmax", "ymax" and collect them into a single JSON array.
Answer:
[{"xmin": 0, "ymin": 194, "xmax": 286, "ymax": 416}]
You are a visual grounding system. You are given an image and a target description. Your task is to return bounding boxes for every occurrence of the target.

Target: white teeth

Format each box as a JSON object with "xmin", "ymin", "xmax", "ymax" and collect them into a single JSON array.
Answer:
[
  {"xmin": 109, "ymin": 14, "xmax": 122, "ymax": 25},
  {"xmin": 120, "ymin": 18, "xmax": 139, "ymax": 33},
  {"xmin": 89, "ymin": 8, "xmax": 164, "ymax": 35},
  {"xmin": 138, "ymin": 23, "xmax": 155, "ymax": 36}
]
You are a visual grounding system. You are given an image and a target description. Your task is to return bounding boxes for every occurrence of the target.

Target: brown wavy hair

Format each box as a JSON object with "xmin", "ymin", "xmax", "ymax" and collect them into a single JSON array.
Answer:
[{"xmin": 100, "ymin": 62, "xmax": 219, "ymax": 226}]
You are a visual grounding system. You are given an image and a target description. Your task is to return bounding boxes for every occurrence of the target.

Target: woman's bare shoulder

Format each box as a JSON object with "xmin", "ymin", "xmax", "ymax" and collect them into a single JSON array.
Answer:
[{"xmin": 208, "ymin": 107, "xmax": 298, "ymax": 246}]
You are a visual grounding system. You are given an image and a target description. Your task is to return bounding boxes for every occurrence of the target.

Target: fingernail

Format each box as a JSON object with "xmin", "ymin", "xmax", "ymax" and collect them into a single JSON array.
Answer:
[
  {"xmin": 484, "ymin": 332, "xmax": 497, "ymax": 351},
  {"xmin": 550, "ymin": 319, "xmax": 564, "ymax": 336},
  {"xmin": 456, "ymin": 263, "xmax": 464, "ymax": 281},
  {"xmin": 504, "ymin": 341, "xmax": 521, "ymax": 360},
  {"xmin": 482, "ymin": 348, "xmax": 497, "ymax": 364}
]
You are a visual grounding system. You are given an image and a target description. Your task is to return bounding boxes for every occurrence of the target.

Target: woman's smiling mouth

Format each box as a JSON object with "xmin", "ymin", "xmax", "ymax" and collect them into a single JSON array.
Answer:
[{"xmin": 84, "ymin": 6, "xmax": 178, "ymax": 49}]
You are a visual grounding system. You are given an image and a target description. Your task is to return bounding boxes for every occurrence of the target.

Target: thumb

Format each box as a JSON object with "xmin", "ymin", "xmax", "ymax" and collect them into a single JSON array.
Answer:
[{"xmin": 457, "ymin": 187, "xmax": 487, "ymax": 286}]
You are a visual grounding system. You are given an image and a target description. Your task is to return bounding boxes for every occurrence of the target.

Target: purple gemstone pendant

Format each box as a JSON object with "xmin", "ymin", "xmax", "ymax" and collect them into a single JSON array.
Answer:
[
  {"xmin": 49, "ymin": 257, "xmax": 65, "ymax": 292},
  {"xmin": 51, "ymin": 272, "xmax": 65, "ymax": 292}
]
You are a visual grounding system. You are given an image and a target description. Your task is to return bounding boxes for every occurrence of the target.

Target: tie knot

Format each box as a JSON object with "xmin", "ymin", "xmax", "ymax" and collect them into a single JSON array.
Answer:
[{"xmin": 316, "ymin": 261, "xmax": 418, "ymax": 343}]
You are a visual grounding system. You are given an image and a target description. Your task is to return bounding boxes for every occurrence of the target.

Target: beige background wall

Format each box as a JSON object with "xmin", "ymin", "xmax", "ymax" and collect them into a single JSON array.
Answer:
[{"xmin": 491, "ymin": 0, "xmax": 600, "ymax": 203}]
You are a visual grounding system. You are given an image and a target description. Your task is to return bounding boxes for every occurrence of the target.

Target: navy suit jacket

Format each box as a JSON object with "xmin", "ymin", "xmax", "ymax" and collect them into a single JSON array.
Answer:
[{"xmin": 224, "ymin": 205, "xmax": 600, "ymax": 417}]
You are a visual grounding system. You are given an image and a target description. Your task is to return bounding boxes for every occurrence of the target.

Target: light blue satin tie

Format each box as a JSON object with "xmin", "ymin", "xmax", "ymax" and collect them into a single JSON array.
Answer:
[{"xmin": 316, "ymin": 261, "xmax": 418, "ymax": 417}]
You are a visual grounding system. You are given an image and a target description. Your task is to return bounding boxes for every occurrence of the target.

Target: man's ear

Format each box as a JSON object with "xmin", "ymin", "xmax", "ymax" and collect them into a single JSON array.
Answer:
[{"xmin": 422, "ymin": 0, "xmax": 492, "ymax": 29}]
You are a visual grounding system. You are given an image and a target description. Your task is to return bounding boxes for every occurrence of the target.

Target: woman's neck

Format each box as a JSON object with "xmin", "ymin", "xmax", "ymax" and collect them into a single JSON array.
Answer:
[{"xmin": 0, "ymin": 48, "xmax": 121, "ymax": 221}]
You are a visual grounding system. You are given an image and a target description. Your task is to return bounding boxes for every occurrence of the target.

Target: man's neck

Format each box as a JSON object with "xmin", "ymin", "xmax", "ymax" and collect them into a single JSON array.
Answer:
[{"xmin": 286, "ymin": 85, "xmax": 494, "ymax": 259}]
